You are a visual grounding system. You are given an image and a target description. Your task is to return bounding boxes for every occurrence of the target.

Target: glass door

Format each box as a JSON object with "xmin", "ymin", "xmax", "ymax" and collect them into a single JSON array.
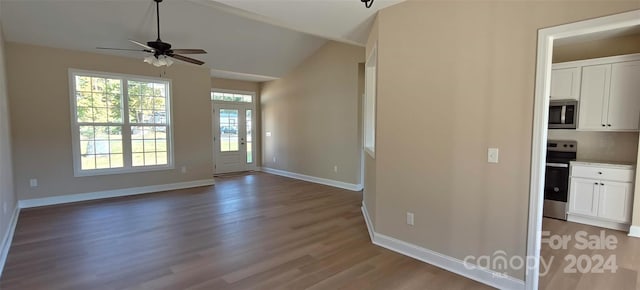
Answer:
[{"xmin": 213, "ymin": 104, "xmax": 254, "ymax": 174}]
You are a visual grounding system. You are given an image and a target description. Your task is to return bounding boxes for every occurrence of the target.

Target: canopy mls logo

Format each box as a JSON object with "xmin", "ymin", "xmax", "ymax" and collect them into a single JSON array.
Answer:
[
  {"xmin": 463, "ymin": 230, "xmax": 619, "ymax": 277},
  {"xmin": 361, "ymin": 0, "xmax": 374, "ymax": 8}
]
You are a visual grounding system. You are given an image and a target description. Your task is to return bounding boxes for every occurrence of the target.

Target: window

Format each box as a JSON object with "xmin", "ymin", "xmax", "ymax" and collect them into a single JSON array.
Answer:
[
  {"xmin": 364, "ymin": 46, "xmax": 377, "ymax": 158},
  {"xmin": 70, "ymin": 70, "xmax": 172, "ymax": 176},
  {"xmin": 211, "ymin": 91, "xmax": 252, "ymax": 103}
]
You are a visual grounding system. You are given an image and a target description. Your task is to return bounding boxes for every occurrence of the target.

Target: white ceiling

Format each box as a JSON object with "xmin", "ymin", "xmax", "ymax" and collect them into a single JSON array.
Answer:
[
  {"xmin": 0, "ymin": 0, "xmax": 339, "ymax": 80},
  {"xmin": 0, "ymin": 0, "xmax": 403, "ymax": 81},
  {"xmin": 201, "ymin": 0, "xmax": 405, "ymax": 45}
]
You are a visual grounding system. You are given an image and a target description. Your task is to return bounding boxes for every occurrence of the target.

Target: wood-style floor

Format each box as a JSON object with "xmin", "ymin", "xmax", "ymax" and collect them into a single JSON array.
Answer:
[
  {"xmin": 540, "ymin": 217, "xmax": 640, "ymax": 290},
  {"xmin": 0, "ymin": 172, "xmax": 490, "ymax": 290}
]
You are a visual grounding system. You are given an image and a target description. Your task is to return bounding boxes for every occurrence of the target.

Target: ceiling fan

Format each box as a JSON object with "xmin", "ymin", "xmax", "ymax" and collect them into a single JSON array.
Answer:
[{"xmin": 97, "ymin": 0, "xmax": 207, "ymax": 66}]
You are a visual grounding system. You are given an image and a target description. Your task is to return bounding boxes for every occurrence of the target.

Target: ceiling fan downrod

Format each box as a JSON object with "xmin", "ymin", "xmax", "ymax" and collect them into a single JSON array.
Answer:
[{"xmin": 155, "ymin": 0, "xmax": 163, "ymax": 41}]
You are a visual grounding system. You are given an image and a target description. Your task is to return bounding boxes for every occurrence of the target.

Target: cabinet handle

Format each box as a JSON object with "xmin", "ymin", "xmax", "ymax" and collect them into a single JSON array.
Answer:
[
  {"xmin": 598, "ymin": 172, "xmax": 603, "ymax": 174},
  {"xmin": 594, "ymin": 182, "xmax": 599, "ymax": 185},
  {"xmin": 607, "ymin": 124, "xmax": 612, "ymax": 127},
  {"xmin": 601, "ymin": 124, "xmax": 606, "ymax": 127},
  {"xmin": 600, "ymin": 183, "xmax": 605, "ymax": 186}
]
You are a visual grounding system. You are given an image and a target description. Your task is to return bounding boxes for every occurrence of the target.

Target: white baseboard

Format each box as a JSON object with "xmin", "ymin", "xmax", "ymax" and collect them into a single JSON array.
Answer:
[
  {"xmin": 261, "ymin": 167, "xmax": 363, "ymax": 191},
  {"xmin": 361, "ymin": 205, "xmax": 374, "ymax": 241},
  {"xmin": 0, "ymin": 205, "xmax": 20, "ymax": 278},
  {"xmin": 567, "ymin": 214, "xmax": 630, "ymax": 232},
  {"xmin": 18, "ymin": 179, "xmax": 215, "ymax": 208},
  {"xmin": 628, "ymin": 225, "xmax": 640, "ymax": 238},
  {"xmin": 360, "ymin": 207, "xmax": 524, "ymax": 290}
]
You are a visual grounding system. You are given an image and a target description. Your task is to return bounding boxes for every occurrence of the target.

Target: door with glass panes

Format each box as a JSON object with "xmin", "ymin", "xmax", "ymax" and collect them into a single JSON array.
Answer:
[{"xmin": 213, "ymin": 104, "xmax": 254, "ymax": 173}]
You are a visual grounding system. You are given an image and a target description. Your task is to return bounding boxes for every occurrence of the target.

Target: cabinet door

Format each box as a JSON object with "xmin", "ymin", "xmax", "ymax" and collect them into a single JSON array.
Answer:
[
  {"xmin": 569, "ymin": 178, "xmax": 599, "ymax": 217},
  {"xmin": 607, "ymin": 61, "xmax": 640, "ymax": 131},
  {"xmin": 597, "ymin": 181, "xmax": 633, "ymax": 223},
  {"xmin": 550, "ymin": 67, "xmax": 581, "ymax": 100},
  {"xmin": 578, "ymin": 64, "xmax": 611, "ymax": 130}
]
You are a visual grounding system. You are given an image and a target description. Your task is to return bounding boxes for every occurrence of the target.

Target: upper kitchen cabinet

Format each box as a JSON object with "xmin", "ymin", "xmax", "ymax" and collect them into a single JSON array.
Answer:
[
  {"xmin": 550, "ymin": 67, "xmax": 581, "ymax": 100},
  {"xmin": 557, "ymin": 53, "xmax": 640, "ymax": 132},
  {"xmin": 578, "ymin": 64, "xmax": 611, "ymax": 130},
  {"xmin": 608, "ymin": 61, "xmax": 640, "ymax": 131}
]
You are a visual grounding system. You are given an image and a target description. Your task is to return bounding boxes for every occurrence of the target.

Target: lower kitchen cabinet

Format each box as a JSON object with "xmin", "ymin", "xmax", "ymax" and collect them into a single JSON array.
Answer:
[{"xmin": 567, "ymin": 161, "xmax": 635, "ymax": 231}]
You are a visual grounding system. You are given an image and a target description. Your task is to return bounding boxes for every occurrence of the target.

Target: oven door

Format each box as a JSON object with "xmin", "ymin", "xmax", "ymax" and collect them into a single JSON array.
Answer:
[{"xmin": 544, "ymin": 163, "xmax": 569, "ymax": 202}]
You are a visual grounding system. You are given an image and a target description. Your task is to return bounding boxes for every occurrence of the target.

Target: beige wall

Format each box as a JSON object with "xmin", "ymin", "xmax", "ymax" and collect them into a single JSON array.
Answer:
[
  {"xmin": 553, "ymin": 32, "xmax": 640, "ymax": 63},
  {"xmin": 363, "ymin": 16, "xmax": 379, "ymax": 228},
  {"xmin": 211, "ymin": 77, "xmax": 262, "ymax": 168},
  {"xmin": 211, "ymin": 77, "xmax": 260, "ymax": 93},
  {"xmin": 372, "ymin": 0, "xmax": 640, "ymax": 280},
  {"xmin": 548, "ymin": 130, "xmax": 639, "ymax": 163},
  {"xmin": 261, "ymin": 41, "xmax": 364, "ymax": 185},
  {"xmin": 7, "ymin": 43, "xmax": 213, "ymax": 200},
  {"xmin": 0, "ymin": 23, "xmax": 17, "ymax": 251}
]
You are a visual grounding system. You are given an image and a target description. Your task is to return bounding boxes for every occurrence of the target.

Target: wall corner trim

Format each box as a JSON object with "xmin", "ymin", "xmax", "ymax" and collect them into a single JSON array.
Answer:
[
  {"xmin": 18, "ymin": 179, "xmax": 216, "ymax": 209},
  {"xmin": 361, "ymin": 205, "xmax": 375, "ymax": 241},
  {"xmin": 260, "ymin": 167, "xmax": 363, "ymax": 191},
  {"xmin": 628, "ymin": 225, "xmax": 640, "ymax": 238},
  {"xmin": 360, "ymin": 207, "xmax": 525, "ymax": 290},
  {"xmin": 0, "ymin": 205, "xmax": 20, "ymax": 278}
]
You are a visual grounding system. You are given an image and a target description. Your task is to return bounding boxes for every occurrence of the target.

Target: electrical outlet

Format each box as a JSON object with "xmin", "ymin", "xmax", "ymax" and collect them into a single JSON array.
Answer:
[
  {"xmin": 333, "ymin": 165, "xmax": 338, "ymax": 173},
  {"xmin": 2, "ymin": 202, "xmax": 6, "ymax": 215},
  {"xmin": 406, "ymin": 212, "xmax": 414, "ymax": 226},
  {"xmin": 29, "ymin": 178, "xmax": 38, "ymax": 188},
  {"xmin": 273, "ymin": 156, "xmax": 276, "ymax": 163},
  {"xmin": 266, "ymin": 132, "xmax": 272, "ymax": 137},
  {"xmin": 181, "ymin": 166, "xmax": 187, "ymax": 174}
]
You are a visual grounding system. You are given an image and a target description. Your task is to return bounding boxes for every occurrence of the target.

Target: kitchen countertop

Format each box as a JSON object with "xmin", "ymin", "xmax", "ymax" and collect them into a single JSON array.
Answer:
[{"xmin": 571, "ymin": 160, "xmax": 636, "ymax": 169}]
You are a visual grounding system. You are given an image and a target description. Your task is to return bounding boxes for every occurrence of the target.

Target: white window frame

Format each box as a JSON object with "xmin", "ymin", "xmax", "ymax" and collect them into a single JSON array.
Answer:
[
  {"xmin": 69, "ymin": 69, "xmax": 174, "ymax": 177},
  {"xmin": 364, "ymin": 45, "xmax": 377, "ymax": 158}
]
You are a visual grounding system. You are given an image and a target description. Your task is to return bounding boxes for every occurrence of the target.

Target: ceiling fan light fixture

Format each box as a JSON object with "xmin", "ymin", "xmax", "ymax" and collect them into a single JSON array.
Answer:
[{"xmin": 144, "ymin": 55, "xmax": 173, "ymax": 67}]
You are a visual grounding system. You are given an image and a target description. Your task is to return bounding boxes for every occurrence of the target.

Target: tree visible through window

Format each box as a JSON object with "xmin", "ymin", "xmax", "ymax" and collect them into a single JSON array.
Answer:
[{"xmin": 71, "ymin": 70, "xmax": 172, "ymax": 176}]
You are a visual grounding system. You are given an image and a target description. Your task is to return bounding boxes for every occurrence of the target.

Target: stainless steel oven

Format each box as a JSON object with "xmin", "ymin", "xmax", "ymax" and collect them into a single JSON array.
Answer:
[
  {"xmin": 549, "ymin": 100, "xmax": 578, "ymax": 129},
  {"xmin": 544, "ymin": 140, "xmax": 576, "ymax": 220}
]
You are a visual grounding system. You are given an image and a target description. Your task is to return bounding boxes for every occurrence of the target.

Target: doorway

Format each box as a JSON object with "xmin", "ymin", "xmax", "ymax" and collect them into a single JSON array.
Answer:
[
  {"xmin": 527, "ymin": 9, "xmax": 640, "ymax": 290},
  {"xmin": 211, "ymin": 90, "xmax": 257, "ymax": 174}
]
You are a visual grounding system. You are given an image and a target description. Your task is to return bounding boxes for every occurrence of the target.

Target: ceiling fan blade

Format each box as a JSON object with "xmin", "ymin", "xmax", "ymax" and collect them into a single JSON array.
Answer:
[
  {"xmin": 129, "ymin": 39, "xmax": 154, "ymax": 50},
  {"xmin": 97, "ymin": 47, "xmax": 152, "ymax": 53},
  {"xmin": 168, "ymin": 54, "xmax": 205, "ymax": 65},
  {"xmin": 170, "ymin": 49, "xmax": 207, "ymax": 54}
]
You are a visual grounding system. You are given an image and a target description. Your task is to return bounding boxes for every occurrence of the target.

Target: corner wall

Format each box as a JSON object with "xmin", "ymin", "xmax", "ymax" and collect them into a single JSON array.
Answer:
[
  {"xmin": 372, "ymin": 0, "xmax": 640, "ymax": 281},
  {"xmin": 261, "ymin": 41, "xmax": 364, "ymax": 186},
  {"xmin": 0, "ymin": 22, "xmax": 18, "ymax": 274},
  {"xmin": 7, "ymin": 43, "xmax": 213, "ymax": 200}
]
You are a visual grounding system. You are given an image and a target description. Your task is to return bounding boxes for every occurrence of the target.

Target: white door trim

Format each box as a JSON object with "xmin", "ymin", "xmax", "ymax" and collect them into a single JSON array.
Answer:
[
  {"xmin": 211, "ymin": 89, "xmax": 258, "ymax": 174},
  {"xmin": 527, "ymin": 9, "xmax": 640, "ymax": 290}
]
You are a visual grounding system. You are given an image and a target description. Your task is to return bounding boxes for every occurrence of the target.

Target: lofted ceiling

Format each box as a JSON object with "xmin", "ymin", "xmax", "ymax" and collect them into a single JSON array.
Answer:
[
  {"xmin": 0, "ymin": 0, "xmax": 402, "ymax": 81},
  {"xmin": 200, "ymin": 0, "xmax": 405, "ymax": 46}
]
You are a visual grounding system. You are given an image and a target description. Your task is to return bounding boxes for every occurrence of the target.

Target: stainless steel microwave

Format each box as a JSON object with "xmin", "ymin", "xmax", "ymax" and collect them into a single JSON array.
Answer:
[{"xmin": 549, "ymin": 100, "xmax": 578, "ymax": 129}]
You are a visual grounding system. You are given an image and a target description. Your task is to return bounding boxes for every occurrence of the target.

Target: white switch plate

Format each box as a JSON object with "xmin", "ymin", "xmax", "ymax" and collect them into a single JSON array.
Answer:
[
  {"xmin": 30, "ymin": 178, "xmax": 38, "ymax": 187},
  {"xmin": 406, "ymin": 212, "xmax": 415, "ymax": 226},
  {"xmin": 488, "ymin": 148, "xmax": 499, "ymax": 163},
  {"xmin": 333, "ymin": 165, "xmax": 338, "ymax": 173},
  {"xmin": 266, "ymin": 132, "xmax": 272, "ymax": 137}
]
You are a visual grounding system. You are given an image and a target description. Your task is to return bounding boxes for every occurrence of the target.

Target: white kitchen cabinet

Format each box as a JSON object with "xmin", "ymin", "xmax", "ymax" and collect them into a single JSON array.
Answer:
[
  {"xmin": 597, "ymin": 181, "xmax": 633, "ymax": 223},
  {"xmin": 550, "ymin": 67, "xmax": 581, "ymax": 100},
  {"xmin": 567, "ymin": 162, "xmax": 635, "ymax": 231},
  {"xmin": 578, "ymin": 64, "xmax": 610, "ymax": 130},
  {"xmin": 607, "ymin": 61, "xmax": 640, "ymax": 131},
  {"xmin": 569, "ymin": 178, "xmax": 599, "ymax": 216},
  {"xmin": 563, "ymin": 54, "xmax": 640, "ymax": 132}
]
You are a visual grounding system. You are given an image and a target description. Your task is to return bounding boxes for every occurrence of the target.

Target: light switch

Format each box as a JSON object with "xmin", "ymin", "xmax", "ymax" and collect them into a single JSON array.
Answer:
[
  {"xmin": 488, "ymin": 148, "xmax": 499, "ymax": 163},
  {"xmin": 266, "ymin": 132, "xmax": 272, "ymax": 137}
]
